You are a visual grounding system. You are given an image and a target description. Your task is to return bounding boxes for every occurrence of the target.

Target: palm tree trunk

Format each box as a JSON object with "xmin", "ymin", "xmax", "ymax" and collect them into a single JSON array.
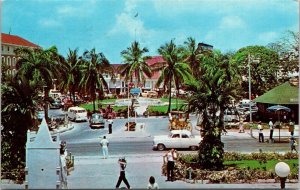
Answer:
[{"xmin": 168, "ymin": 79, "xmax": 172, "ymax": 113}]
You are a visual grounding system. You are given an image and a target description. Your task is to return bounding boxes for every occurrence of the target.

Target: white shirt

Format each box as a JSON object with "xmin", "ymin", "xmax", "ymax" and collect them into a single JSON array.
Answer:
[
  {"xmin": 147, "ymin": 183, "xmax": 159, "ymax": 189},
  {"xmin": 100, "ymin": 138, "xmax": 109, "ymax": 147},
  {"xmin": 257, "ymin": 124, "xmax": 263, "ymax": 133},
  {"xmin": 167, "ymin": 152, "xmax": 174, "ymax": 161},
  {"xmin": 269, "ymin": 121, "xmax": 274, "ymax": 130},
  {"xmin": 107, "ymin": 119, "xmax": 113, "ymax": 125}
]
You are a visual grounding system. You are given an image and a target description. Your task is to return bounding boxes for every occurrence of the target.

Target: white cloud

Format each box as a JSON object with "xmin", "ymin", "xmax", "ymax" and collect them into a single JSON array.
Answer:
[
  {"xmin": 38, "ymin": 18, "xmax": 61, "ymax": 28},
  {"xmin": 219, "ymin": 16, "xmax": 246, "ymax": 29},
  {"xmin": 57, "ymin": 5, "xmax": 77, "ymax": 15},
  {"xmin": 56, "ymin": 0, "xmax": 97, "ymax": 17}
]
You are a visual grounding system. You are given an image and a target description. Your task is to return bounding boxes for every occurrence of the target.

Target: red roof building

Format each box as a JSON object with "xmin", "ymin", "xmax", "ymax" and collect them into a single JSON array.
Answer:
[{"xmin": 1, "ymin": 33, "xmax": 39, "ymax": 76}]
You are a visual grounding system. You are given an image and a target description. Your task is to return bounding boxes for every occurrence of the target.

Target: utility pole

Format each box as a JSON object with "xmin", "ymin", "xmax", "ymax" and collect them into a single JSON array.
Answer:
[{"xmin": 248, "ymin": 54, "xmax": 252, "ymax": 123}]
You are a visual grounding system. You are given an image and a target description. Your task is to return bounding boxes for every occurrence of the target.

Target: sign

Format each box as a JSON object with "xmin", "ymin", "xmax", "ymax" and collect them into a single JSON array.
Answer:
[{"xmin": 130, "ymin": 88, "xmax": 141, "ymax": 95}]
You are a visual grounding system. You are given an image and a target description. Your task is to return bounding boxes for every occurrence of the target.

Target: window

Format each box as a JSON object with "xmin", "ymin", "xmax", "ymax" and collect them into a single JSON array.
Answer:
[
  {"xmin": 7, "ymin": 46, "xmax": 10, "ymax": 52},
  {"xmin": 7, "ymin": 57, "xmax": 11, "ymax": 66},
  {"xmin": 1, "ymin": 46, "xmax": 3, "ymax": 51},
  {"xmin": 2, "ymin": 56, "xmax": 5, "ymax": 64},
  {"xmin": 182, "ymin": 134, "xmax": 189, "ymax": 138},
  {"xmin": 172, "ymin": 134, "xmax": 180, "ymax": 138},
  {"xmin": 13, "ymin": 57, "xmax": 16, "ymax": 66}
]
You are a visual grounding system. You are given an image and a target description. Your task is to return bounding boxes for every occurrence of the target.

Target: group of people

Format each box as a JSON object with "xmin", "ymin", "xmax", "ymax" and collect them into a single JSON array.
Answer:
[{"xmin": 257, "ymin": 119, "xmax": 297, "ymax": 153}]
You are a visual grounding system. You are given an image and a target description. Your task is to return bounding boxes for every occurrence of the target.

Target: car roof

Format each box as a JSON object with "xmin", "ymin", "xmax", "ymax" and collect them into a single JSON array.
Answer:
[
  {"xmin": 170, "ymin": 130, "xmax": 191, "ymax": 135},
  {"xmin": 68, "ymin": 106, "xmax": 86, "ymax": 111}
]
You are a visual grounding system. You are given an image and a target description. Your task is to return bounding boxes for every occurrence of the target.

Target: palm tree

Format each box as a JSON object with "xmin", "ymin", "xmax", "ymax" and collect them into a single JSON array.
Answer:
[
  {"xmin": 15, "ymin": 46, "xmax": 63, "ymax": 122},
  {"xmin": 1, "ymin": 75, "xmax": 42, "ymax": 181},
  {"xmin": 79, "ymin": 48, "xmax": 113, "ymax": 112},
  {"xmin": 182, "ymin": 37, "xmax": 201, "ymax": 76},
  {"xmin": 59, "ymin": 48, "xmax": 83, "ymax": 103},
  {"xmin": 152, "ymin": 40, "xmax": 192, "ymax": 113},
  {"xmin": 119, "ymin": 41, "xmax": 152, "ymax": 85},
  {"xmin": 186, "ymin": 51, "xmax": 239, "ymax": 170}
]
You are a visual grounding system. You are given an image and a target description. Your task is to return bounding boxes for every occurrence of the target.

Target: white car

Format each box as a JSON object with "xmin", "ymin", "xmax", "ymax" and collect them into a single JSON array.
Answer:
[
  {"xmin": 67, "ymin": 106, "xmax": 88, "ymax": 122},
  {"xmin": 153, "ymin": 130, "xmax": 202, "ymax": 151}
]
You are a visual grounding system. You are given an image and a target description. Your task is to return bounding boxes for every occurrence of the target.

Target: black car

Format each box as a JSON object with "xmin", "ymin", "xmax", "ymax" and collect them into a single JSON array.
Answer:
[
  {"xmin": 244, "ymin": 111, "xmax": 260, "ymax": 122},
  {"xmin": 89, "ymin": 113, "xmax": 105, "ymax": 129}
]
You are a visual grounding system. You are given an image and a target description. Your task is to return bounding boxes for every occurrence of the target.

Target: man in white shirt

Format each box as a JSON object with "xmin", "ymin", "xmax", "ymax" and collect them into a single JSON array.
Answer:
[
  {"xmin": 100, "ymin": 136, "xmax": 109, "ymax": 159},
  {"xmin": 163, "ymin": 149, "xmax": 177, "ymax": 182},
  {"xmin": 107, "ymin": 118, "xmax": 113, "ymax": 134},
  {"xmin": 257, "ymin": 121, "xmax": 264, "ymax": 143},
  {"xmin": 269, "ymin": 119, "xmax": 274, "ymax": 141}
]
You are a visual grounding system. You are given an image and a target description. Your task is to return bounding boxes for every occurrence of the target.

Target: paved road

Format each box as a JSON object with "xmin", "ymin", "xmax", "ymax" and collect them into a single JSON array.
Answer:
[{"xmin": 56, "ymin": 109, "xmax": 291, "ymax": 156}]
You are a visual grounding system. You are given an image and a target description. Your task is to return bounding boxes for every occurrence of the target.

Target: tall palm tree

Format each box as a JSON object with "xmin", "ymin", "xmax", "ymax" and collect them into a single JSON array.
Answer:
[
  {"xmin": 15, "ymin": 46, "xmax": 63, "ymax": 122},
  {"xmin": 119, "ymin": 41, "xmax": 152, "ymax": 85},
  {"xmin": 186, "ymin": 51, "xmax": 239, "ymax": 170},
  {"xmin": 59, "ymin": 48, "xmax": 83, "ymax": 103},
  {"xmin": 182, "ymin": 37, "xmax": 201, "ymax": 76},
  {"xmin": 80, "ymin": 48, "xmax": 113, "ymax": 112},
  {"xmin": 152, "ymin": 40, "xmax": 192, "ymax": 113}
]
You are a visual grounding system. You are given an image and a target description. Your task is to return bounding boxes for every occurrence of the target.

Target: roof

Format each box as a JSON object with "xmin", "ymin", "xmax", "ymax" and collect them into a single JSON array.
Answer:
[
  {"xmin": 254, "ymin": 81, "xmax": 298, "ymax": 105},
  {"xmin": 111, "ymin": 56, "xmax": 165, "ymax": 80},
  {"xmin": 1, "ymin": 33, "xmax": 39, "ymax": 48}
]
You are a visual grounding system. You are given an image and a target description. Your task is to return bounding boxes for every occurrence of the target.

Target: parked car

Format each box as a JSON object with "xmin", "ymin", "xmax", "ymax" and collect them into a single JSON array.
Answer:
[
  {"xmin": 224, "ymin": 109, "xmax": 240, "ymax": 122},
  {"xmin": 49, "ymin": 99, "xmax": 63, "ymax": 109},
  {"xmin": 89, "ymin": 113, "xmax": 105, "ymax": 129},
  {"xmin": 67, "ymin": 106, "xmax": 88, "ymax": 122},
  {"xmin": 153, "ymin": 130, "xmax": 202, "ymax": 151},
  {"xmin": 243, "ymin": 111, "xmax": 260, "ymax": 122}
]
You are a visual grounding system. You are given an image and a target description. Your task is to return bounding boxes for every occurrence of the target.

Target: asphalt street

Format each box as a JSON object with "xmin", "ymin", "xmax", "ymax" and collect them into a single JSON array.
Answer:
[{"xmin": 50, "ymin": 108, "xmax": 291, "ymax": 156}]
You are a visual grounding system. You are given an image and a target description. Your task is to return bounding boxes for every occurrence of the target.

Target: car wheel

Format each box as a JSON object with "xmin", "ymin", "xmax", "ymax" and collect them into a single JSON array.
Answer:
[
  {"xmin": 157, "ymin": 144, "xmax": 165, "ymax": 151},
  {"xmin": 190, "ymin": 146, "xmax": 198, "ymax": 151}
]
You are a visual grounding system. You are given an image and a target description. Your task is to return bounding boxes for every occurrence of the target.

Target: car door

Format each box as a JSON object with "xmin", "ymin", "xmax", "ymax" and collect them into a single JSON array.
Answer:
[
  {"xmin": 168, "ymin": 133, "xmax": 181, "ymax": 148},
  {"xmin": 180, "ymin": 133, "xmax": 190, "ymax": 148}
]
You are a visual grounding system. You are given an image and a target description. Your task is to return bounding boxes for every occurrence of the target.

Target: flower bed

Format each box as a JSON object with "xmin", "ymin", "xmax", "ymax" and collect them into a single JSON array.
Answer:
[{"xmin": 162, "ymin": 152, "xmax": 298, "ymax": 183}]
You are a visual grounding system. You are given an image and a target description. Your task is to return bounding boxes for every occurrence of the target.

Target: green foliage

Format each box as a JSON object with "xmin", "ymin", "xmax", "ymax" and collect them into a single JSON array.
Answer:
[
  {"xmin": 198, "ymin": 132, "xmax": 224, "ymax": 170},
  {"xmin": 233, "ymin": 45, "xmax": 280, "ymax": 96}
]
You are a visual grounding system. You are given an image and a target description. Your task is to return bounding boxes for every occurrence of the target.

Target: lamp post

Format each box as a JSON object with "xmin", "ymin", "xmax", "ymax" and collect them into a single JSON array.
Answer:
[
  {"xmin": 275, "ymin": 162, "xmax": 290, "ymax": 190},
  {"xmin": 247, "ymin": 54, "xmax": 260, "ymax": 123}
]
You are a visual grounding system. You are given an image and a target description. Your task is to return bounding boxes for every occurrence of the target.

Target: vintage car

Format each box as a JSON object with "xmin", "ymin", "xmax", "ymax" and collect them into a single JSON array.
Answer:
[
  {"xmin": 67, "ymin": 106, "xmax": 88, "ymax": 122},
  {"xmin": 89, "ymin": 113, "xmax": 105, "ymax": 129},
  {"xmin": 153, "ymin": 130, "xmax": 201, "ymax": 151}
]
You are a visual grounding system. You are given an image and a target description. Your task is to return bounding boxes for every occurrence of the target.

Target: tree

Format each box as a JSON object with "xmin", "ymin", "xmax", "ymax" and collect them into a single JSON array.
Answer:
[
  {"xmin": 1, "ymin": 75, "xmax": 42, "ymax": 181},
  {"xmin": 232, "ymin": 46, "xmax": 280, "ymax": 97},
  {"xmin": 80, "ymin": 48, "xmax": 113, "ymax": 112},
  {"xmin": 15, "ymin": 46, "xmax": 64, "ymax": 122},
  {"xmin": 119, "ymin": 41, "xmax": 152, "ymax": 85},
  {"xmin": 267, "ymin": 30, "xmax": 299, "ymax": 81},
  {"xmin": 152, "ymin": 40, "xmax": 192, "ymax": 113},
  {"xmin": 59, "ymin": 48, "xmax": 83, "ymax": 103},
  {"xmin": 119, "ymin": 41, "xmax": 152, "ymax": 116},
  {"xmin": 186, "ymin": 51, "xmax": 240, "ymax": 170}
]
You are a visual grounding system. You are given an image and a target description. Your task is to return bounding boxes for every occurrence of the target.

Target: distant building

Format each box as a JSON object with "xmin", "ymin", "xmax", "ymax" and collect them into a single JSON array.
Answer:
[
  {"xmin": 1, "ymin": 33, "xmax": 39, "ymax": 76},
  {"xmin": 104, "ymin": 56, "xmax": 165, "ymax": 96},
  {"xmin": 197, "ymin": 42, "xmax": 213, "ymax": 51}
]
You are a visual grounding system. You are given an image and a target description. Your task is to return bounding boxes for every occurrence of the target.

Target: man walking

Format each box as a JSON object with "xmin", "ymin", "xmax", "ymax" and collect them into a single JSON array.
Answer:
[
  {"xmin": 269, "ymin": 119, "xmax": 274, "ymax": 142},
  {"xmin": 257, "ymin": 121, "xmax": 264, "ymax": 143},
  {"xmin": 116, "ymin": 157, "xmax": 130, "ymax": 189},
  {"xmin": 100, "ymin": 136, "xmax": 109, "ymax": 159}
]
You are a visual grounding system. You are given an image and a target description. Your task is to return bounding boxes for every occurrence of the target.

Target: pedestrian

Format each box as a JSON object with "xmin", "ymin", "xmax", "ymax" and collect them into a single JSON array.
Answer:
[
  {"xmin": 289, "ymin": 120, "xmax": 295, "ymax": 136},
  {"xmin": 257, "ymin": 121, "xmax": 264, "ymax": 143},
  {"xmin": 100, "ymin": 136, "xmax": 109, "ymax": 159},
  {"xmin": 147, "ymin": 176, "xmax": 159, "ymax": 189},
  {"xmin": 290, "ymin": 137, "xmax": 298, "ymax": 153},
  {"xmin": 239, "ymin": 120, "xmax": 245, "ymax": 133},
  {"xmin": 115, "ymin": 157, "xmax": 130, "ymax": 189},
  {"xmin": 269, "ymin": 119, "xmax": 274, "ymax": 141},
  {"xmin": 163, "ymin": 149, "xmax": 177, "ymax": 182},
  {"xmin": 107, "ymin": 117, "xmax": 113, "ymax": 134}
]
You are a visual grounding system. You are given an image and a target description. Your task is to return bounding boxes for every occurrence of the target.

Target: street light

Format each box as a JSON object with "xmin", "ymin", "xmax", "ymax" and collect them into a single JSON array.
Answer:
[
  {"xmin": 248, "ymin": 54, "xmax": 260, "ymax": 123},
  {"xmin": 275, "ymin": 162, "xmax": 290, "ymax": 190}
]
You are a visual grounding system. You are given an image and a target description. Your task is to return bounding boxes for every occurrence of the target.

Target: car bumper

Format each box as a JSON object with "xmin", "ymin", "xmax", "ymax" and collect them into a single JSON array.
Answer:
[
  {"xmin": 90, "ymin": 123, "xmax": 105, "ymax": 128},
  {"xmin": 152, "ymin": 144, "xmax": 158, "ymax": 150}
]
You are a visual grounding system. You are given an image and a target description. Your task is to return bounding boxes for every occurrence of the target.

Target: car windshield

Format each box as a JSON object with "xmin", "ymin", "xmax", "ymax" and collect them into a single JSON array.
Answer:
[{"xmin": 92, "ymin": 114, "xmax": 102, "ymax": 119}]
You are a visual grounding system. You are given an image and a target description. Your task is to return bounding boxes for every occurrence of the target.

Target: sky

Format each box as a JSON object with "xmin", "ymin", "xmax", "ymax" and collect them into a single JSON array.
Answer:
[{"xmin": 2, "ymin": 0, "xmax": 299, "ymax": 64}]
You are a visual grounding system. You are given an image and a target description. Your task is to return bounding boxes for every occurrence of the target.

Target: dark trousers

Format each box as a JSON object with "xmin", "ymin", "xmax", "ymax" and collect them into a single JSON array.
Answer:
[
  {"xmin": 108, "ymin": 124, "xmax": 112, "ymax": 134},
  {"xmin": 269, "ymin": 130, "xmax": 273, "ymax": 140},
  {"xmin": 167, "ymin": 161, "xmax": 175, "ymax": 181},
  {"xmin": 116, "ymin": 171, "xmax": 130, "ymax": 189},
  {"xmin": 259, "ymin": 133, "xmax": 264, "ymax": 142}
]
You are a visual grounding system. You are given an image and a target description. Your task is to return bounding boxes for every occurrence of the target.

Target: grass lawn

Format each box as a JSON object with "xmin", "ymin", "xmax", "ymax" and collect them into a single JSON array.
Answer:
[
  {"xmin": 160, "ymin": 97, "xmax": 187, "ymax": 104},
  {"xmin": 148, "ymin": 104, "xmax": 187, "ymax": 114},
  {"xmin": 224, "ymin": 159, "xmax": 298, "ymax": 175}
]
